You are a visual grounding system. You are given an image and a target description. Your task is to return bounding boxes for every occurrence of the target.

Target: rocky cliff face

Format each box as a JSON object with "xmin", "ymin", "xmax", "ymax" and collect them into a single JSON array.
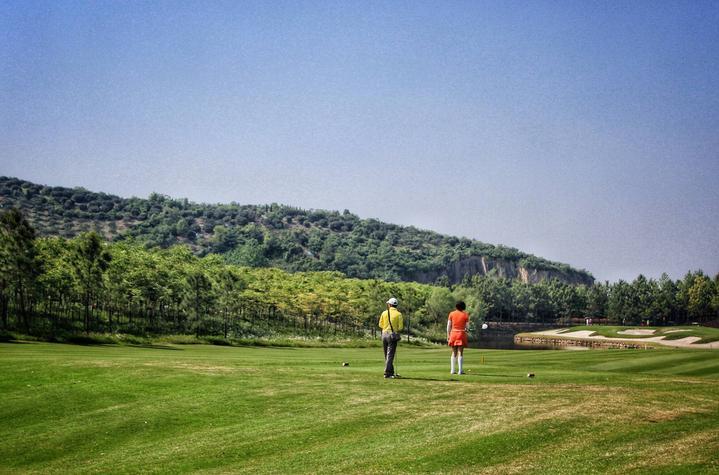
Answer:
[{"xmin": 404, "ymin": 256, "xmax": 594, "ymax": 286}]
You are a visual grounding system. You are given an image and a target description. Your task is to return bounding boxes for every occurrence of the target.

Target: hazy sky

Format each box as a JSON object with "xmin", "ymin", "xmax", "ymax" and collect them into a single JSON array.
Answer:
[{"xmin": 2, "ymin": 1, "xmax": 718, "ymax": 282}]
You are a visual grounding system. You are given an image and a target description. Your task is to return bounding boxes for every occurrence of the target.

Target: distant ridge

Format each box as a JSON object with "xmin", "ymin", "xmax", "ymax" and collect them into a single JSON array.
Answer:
[{"xmin": 0, "ymin": 176, "xmax": 594, "ymax": 286}]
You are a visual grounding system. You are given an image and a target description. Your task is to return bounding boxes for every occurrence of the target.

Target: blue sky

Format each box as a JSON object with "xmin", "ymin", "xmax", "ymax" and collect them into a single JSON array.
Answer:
[{"xmin": 1, "ymin": 0, "xmax": 718, "ymax": 282}]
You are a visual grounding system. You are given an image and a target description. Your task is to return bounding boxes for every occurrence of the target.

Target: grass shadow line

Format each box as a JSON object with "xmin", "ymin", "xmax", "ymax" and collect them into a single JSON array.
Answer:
[
  {"xmin": 128, "ymin": 343, "xmax": 183, "ymax": 351},
  {"xmin": 392, "ymin": 376, "xmax": 456, "ymax": 382},
  {"xmin": 462, "ymin": 373, "xmax": 526, "ymax": 378}
]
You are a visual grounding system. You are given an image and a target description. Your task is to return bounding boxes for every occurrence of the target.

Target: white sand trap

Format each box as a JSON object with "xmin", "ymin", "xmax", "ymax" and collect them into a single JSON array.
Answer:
[
  {"xmin": 530, "ymin": 329, "xmax": 719, "ymax": 349},
  {"xmin": 618, "ymin": 329, "xmax": 655, "ymax": 335},
  {"xmin": 560, "ymin": 330, "xmax": 598, "ymax": 338},
  {"xmin": 535, "ymin": 329, "xmax": 595, "ymax": 337},
  {"xmin": 665, "ymin": 329, "xmax": 690, "ymax": 333}
]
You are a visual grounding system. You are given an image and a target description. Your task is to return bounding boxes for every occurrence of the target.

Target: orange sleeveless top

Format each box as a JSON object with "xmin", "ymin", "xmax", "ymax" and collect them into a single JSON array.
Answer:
[
  {"xmin": 448, "ymin": 310, "xmax": 469, "ymax": 331},
  {"xmin": 448, "ymin": 310, "xmax": 469, "ymax": 347}
]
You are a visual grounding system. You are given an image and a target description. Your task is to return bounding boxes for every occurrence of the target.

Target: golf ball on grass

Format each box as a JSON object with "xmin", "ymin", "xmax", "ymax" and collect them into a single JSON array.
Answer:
[{"xmin": 481, "ymin": 323, "xmax": 488, "ymax": 330}]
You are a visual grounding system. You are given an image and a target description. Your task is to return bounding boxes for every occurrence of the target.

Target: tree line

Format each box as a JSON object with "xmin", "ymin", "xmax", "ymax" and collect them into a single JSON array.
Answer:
[{"xmin": 1, "ymin": 209, "xmax": 717, "ymax": 342}]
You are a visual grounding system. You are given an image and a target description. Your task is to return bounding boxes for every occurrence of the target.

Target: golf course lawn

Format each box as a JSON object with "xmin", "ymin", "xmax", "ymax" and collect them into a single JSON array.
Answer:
[{"xmin": 1, "ymin": 342, "xmax": 718, "ymax": 474}]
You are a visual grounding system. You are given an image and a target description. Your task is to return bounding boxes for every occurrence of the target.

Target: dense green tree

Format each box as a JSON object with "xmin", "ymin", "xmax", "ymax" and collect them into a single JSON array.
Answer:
[
  {"xmin": 687, "ymin": 273, "xmax": 714, "ymax": 323},
  {"xmin": 607, "ymin": 280, "xmax": 633, "ymax": 325},
  {"xmin": 425, "ymin": 287, "xmax": 455, "ymax": 324},
  {"xmin": 468, "ymin": 276, "xmax": 513, "ymax": 322},
  {"xmin": 224, "ymin": 239, "xmax": 268, "ymax": 267},
  {"xmin": 211, "ymin": 225, "xmax": 238, "ymax": 253},
  {"xmin": 36, "ymin": 237, "xmax": 75, "ymax": 316},
  {"xmin": 550, "ymin": 281, "xmax": 588, "ymax": 323},
  {"xmin": 510, "ymin": 281, "xmax": 531, "ymax": 322},
  {"xmin": 656, "ymin": 273, "xmax": 678, "ymax": 324},
  {"xmin": 676, "ymin": 271, "xmax": 701, "ymax": 324},
  {"xmin": 184, "ymin": 266, "xmax": 213, "ymax": 335},
  {"xmin": 212, "ymin": 265, "xmax": 246, "ymax": 338},
  {"xmin": 529, "ymin": 281, "xmax": 557, "ymax": 323},
  {"xmin": 711, "ymin": 274, "xmax": 719, "ymax": 320},
  {"xmin": 69, "ymin": 232, "xmax": 112, "ymax": 332},
  {"xmin": 632, "ymin": 275, "xmax": 657, "ymax": 324},
  {"xmin": 0, "ymin": 209, "xmax": 41, "ymax": 330},
  {"xmin": 586, "ymin": 282, "xmax": 609, "ymax": 320}
]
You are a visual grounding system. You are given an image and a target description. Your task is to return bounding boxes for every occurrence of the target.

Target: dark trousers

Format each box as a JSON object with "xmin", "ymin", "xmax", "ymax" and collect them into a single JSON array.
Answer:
[{"xmin": 382, "ymin": 332, "xmax": 398, "ymax": 376}]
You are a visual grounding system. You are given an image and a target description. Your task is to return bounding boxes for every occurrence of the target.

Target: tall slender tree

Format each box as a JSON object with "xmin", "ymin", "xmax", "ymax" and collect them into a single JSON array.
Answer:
[
  {"xmin": 687, "ymin": 273, "xmax": 714, "ymax": 323},
  {"xmin": 69, "ymin": 232, "xmax": 112, "ymax": 332},
  {"xmin": 0, "ymin": 209, "xmax": 41, "ymax": 330},
  {"xmin": 656, "ymin": 273, "xmax": 678, "ymax": 324}
]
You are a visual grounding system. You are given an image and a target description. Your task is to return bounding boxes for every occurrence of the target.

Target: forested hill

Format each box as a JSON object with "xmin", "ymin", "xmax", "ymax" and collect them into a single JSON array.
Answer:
[{"xmin": 0, "ymin": 176, "xmax": 593, "ymax": 286}]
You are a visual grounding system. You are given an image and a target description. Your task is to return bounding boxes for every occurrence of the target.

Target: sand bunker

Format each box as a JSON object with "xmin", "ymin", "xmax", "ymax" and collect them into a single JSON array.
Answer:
[
  {"xmin": 618, "ymin": 329, "xmax": 655, "ymax": 336},
  {"xmin": 533, "ymin": 329, "xmax": 719, "ymax": 349}
]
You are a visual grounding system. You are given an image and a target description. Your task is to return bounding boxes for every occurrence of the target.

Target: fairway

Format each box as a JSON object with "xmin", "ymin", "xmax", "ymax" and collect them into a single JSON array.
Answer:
[{"xmin": 1, "ymin": 343, "xmax": 718, "ymax": 474}]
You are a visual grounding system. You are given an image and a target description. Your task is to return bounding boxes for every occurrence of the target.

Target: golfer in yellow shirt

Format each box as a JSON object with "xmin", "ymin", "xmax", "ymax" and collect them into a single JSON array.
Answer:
[{"xmin": 379, "ymin": 297, "xmax": 403, "ymax": 378}]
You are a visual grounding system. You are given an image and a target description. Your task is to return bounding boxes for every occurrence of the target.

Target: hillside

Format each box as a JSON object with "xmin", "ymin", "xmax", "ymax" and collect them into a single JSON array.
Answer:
[{"xmin": 0, "ymin": 176, "xmax": 593, "ymax": 286}]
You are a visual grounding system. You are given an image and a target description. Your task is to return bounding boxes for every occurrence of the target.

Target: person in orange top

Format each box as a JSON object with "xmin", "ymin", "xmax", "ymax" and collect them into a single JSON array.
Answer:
[{"xmin": 447, "ymin": 301, "xmax": 470, "ymax": 374}]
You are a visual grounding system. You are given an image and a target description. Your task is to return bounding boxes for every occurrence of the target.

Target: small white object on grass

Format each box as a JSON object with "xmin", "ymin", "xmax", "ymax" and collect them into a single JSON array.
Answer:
[
  {"xmin": 527, "ymin": 373, "xmax": 535, "ymax": 378},
  {"xmin": 481, "ymin": 323, "xmax": 489, "ymax": 330}
]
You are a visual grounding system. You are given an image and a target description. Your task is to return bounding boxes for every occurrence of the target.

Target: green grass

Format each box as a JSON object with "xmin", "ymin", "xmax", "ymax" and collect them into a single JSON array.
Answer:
[
  {"xmin": 0, "ymin": 331, "xmax": 414, "ymax": 348},
  {"xmin": 1, "ymin": 342, "xmax": 718, "ymax": 474},
  {"xmin": 557, "ymin": 325, "xmax": 719, "ymax": 344}
]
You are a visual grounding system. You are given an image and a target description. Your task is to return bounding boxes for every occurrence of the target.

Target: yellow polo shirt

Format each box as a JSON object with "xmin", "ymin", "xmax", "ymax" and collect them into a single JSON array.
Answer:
[{"xmin": 378, "ymin": 307, "xmax": 403, "ymax": 333}]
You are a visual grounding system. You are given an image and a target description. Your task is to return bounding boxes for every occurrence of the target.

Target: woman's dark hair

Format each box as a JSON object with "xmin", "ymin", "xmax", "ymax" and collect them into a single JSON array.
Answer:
[{"xmin": 455, "ymin": 301, "xmax": 466, "ymax": 311}]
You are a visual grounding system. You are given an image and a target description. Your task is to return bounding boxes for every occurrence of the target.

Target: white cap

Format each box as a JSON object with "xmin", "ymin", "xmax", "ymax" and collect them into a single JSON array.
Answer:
[{"xmin": 386, "ymin": 297, "xmax": 398, "ymax": 306}]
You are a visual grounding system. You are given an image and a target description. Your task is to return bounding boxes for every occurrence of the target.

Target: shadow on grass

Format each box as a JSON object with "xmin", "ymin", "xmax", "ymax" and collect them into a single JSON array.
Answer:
[
  {"xmin": 128, "ymin": 343, "xmax": 183, "ymax": 351},
  {"xmin": 0, "ymin": 332, "xmax": 17, "ymax": 343},
  {"xmin": 396, "ymin": 373, "xmax": 527, "ymax": 382},
  {"xmin": 462, "ymin": 373, "xmax": 526, "ymax": 378},
  {"xmin": 393, "ymin": 376, "xmax": 450, "ymax": 382},
  {"xmin": 63, "ymin": 335, "xmax": 116, "ymax": 346},
  {"xmin": 0, "ymin": 335, "xmax": 182, "ymax": 350}
]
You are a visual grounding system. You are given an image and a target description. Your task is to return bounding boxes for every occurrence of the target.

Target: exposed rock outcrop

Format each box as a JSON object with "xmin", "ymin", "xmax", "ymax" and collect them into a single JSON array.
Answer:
[{"xmin": 404, "ymin": 256, "xmax": 593, "ymax": 286}]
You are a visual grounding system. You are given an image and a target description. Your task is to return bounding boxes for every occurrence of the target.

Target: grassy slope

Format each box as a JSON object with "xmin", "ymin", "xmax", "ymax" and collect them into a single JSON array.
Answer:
[
  {"xmin": 555, "ymin": 325, "xmax": 719, "ymax": 344},
  {"xmin": 1, "ymin": 343, "xmax": 718, "ymax": 474}
]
